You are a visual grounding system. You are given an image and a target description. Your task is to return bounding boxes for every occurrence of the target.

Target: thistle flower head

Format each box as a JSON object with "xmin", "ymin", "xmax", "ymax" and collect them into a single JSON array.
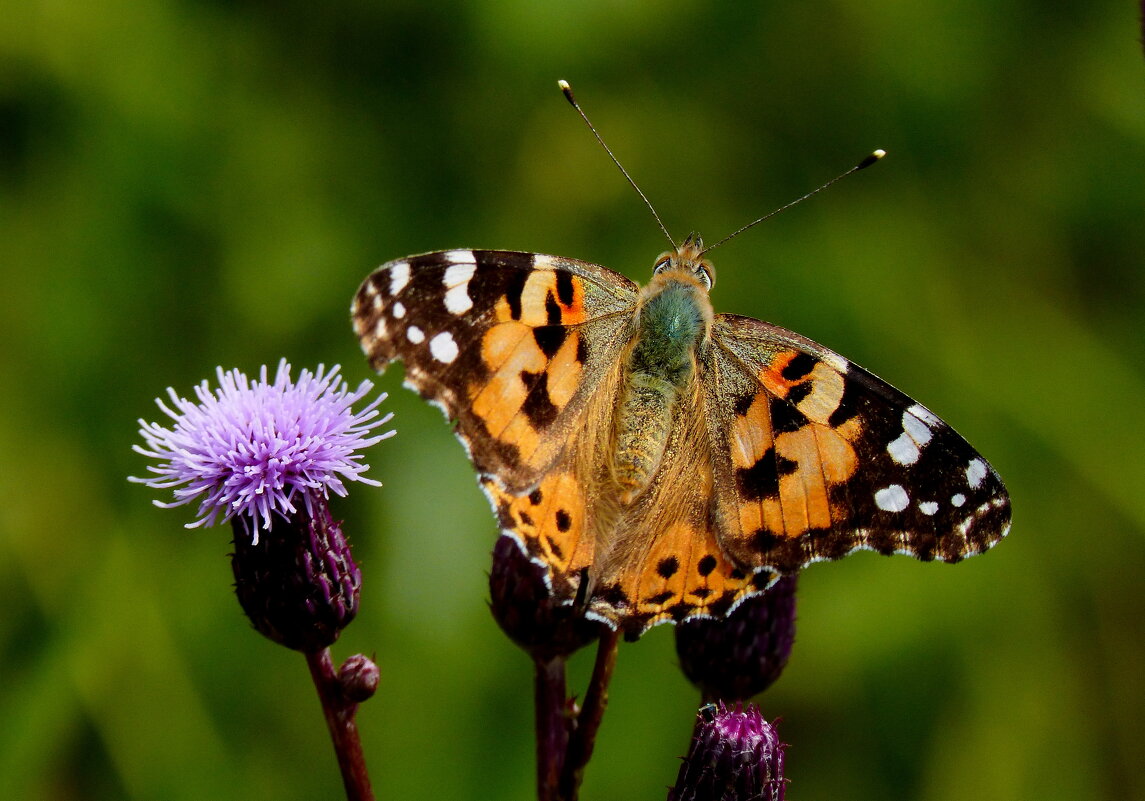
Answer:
[
  {"xmin": 669, "ymin": 702, "xmax": 786, "ymax": 801},
  {"xmin": 131, "ymin": 359, "xmax": 393, "ymax": 537}
]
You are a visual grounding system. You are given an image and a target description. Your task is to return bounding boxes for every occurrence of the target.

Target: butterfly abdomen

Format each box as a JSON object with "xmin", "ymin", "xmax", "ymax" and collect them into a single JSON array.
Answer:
[{"xmin": 612, "ymin": 276, "xmax": 713, "ymax": 502}]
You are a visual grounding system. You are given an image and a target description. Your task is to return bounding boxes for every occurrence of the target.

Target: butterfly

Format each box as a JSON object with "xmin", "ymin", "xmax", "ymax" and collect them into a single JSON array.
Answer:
[{"xmin": 351, "ymin": 232, "xmax": 1011, "ymax": 639}]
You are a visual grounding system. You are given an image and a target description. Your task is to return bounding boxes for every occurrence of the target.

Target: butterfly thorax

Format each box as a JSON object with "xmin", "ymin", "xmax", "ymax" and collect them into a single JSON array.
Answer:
[{"xmin": 611, "ymin": 263, "xmax": 714, "ymax": 504}]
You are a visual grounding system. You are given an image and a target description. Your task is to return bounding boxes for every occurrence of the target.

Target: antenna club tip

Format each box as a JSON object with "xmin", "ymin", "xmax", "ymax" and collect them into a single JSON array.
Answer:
[
  {"xmin": 857, "ymin": 149, "xmax": 886, "ymax": 170},
  {"xmin": 558, "ymin": 79, "xmax": 575, "ymax": 103}
]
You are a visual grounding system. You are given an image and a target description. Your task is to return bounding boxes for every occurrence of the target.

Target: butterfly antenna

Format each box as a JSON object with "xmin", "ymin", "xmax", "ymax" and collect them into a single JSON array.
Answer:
[
  {"xmin": 559, "ymin": 79, "xmax": 676, "ymax": 250},
  {"xmin": 699, "ymin": 149, "xmax": 886, "ymax": 257}
]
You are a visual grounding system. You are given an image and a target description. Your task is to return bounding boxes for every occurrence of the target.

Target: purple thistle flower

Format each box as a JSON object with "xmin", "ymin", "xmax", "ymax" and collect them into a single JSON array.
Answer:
[
  {"xmin": 669, "ymin": 702, "xmax": 786, "ymax": 801},
  {"xmin": 131, "ymin": 359, "xmax": 393, "ymax": 539}
]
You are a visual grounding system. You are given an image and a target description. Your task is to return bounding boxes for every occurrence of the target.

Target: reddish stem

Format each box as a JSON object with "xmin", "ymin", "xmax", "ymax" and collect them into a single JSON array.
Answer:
[
  {"xmin": 534, "ymin": 656, "xmax": 570, "ymax": 801},
  {"xmin": 305, "ymin": 649, "xmax": 376, "ymax": 801},
  {"xmin": 558, "ymin": 627, "xmax": 620, "ymax": 801}
]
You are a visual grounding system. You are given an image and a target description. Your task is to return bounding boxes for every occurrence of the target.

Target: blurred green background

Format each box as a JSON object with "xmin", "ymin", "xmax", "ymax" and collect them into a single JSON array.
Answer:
[{"xmin": 2, "ymin": 1, "xmax": 1144, "ymax": 799}]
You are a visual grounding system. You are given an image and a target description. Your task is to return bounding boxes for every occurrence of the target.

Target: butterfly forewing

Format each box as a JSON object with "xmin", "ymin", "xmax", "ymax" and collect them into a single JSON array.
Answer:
[
  {"xmin": 704, "ymin": 314, "xmax": 1011, "ymax": 575},
  {"xmin": 354, "ymin": 250, "xmax": 640, "ymax": 490}
]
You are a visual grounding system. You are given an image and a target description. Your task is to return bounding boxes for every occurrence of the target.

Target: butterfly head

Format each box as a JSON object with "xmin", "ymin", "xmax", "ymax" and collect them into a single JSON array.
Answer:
[{"xmin": 653, "ymin": 232, "xmax": 715, "ymax": 291}]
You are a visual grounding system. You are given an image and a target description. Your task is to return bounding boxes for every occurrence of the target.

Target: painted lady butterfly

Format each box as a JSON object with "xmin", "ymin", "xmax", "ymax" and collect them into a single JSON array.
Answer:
[
  {"xmin": 352, "ymin": 237, "xmax": 1010, "ymax": 637},
  {"xmin": 352, "ymin": 92, "xmax": 1010, "ymax": 639}
]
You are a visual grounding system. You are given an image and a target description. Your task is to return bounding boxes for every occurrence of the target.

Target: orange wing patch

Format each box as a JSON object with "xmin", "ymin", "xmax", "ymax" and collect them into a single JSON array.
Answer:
[
  {"xmin": 622, "ymin": 520, "xmax": 774, "ymax": 631},
  {"xmin": 481, "ymin": 471, "xmax": 592, "ymax": 597},
  {"xmin": 493, "ymin": 268, "xmax": 588, "ymax": 326},
  {"xmin": 707, "ymin": 344, "xmax": 868, "ymax": 570},
  {"xmin": 760, "ymin": 351, "xmax": 846, "ymax": 424},
  {"xmin": 471, "ymin": 324, "xmax": 545, "ymax": 434},
  {"xmin": 731, "ymin": 394, "xmax": 773, "ymax": 468},
  {"xmin": 729, "ymin": 395, "xmax": 776, "ymax": 540},
  {"xmin": 468, "ymin": 325, "xmax": 584, "ymax": 459},
  {"xmin": 727, "ymin": 389, "xmax": 854, "ymax": 542},
  {"xmin": 588, "ymin": 512, "xmax": 778, "ymax": 636},
  {"xmin": 773, "ymin": 425, "xmax": 834, "ymax": 534},
  {"xmin": 752, "ymin": 351, "xmax": 863, "ymax": 541},
  {"xmin": 468, "ymin": 271, "xmax": 592, "ymax": 469}
]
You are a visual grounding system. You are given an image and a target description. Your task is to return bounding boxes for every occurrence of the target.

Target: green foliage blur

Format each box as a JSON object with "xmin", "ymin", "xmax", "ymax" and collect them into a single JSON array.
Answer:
[{"xmin": 2, "ymin": 2, "xmax": 1144, "ymax": 799}]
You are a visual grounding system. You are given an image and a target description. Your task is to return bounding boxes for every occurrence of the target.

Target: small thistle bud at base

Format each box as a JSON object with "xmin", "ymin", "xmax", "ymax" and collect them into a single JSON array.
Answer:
[
  {"xmin": 488, "ymin": 535, "xmax": 602, "ymax": 661},
  {"xmin": 231, "ymin": 494, "xmax": 361, "ymax": 653},
  {"xmin": 669, "ymin": 702, "xmax": 786, "ymax": 801},
  {"xmin": 675, "ymin": 576, "xmax": 797, "ymax": 702},
  {"xmin": 338, "ymin": 654, "xmax": 380, "ymax": 703}
]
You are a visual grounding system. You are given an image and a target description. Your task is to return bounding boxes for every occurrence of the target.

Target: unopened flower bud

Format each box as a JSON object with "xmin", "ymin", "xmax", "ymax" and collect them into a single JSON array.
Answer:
[
  {"xmin": 339, "ymin": 654, "xmax": 380, "ymax": 703},
  {"xmin": 489, "ymin": 535, "xmax": 602, "ymax": 660},
  {"xmin": 675, "ymin": 576, "xmax": 797, "ymax": 702}
]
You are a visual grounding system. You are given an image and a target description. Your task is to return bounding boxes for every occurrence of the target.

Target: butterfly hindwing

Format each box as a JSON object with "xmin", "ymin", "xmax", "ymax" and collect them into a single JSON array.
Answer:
[
  {"xmin": 704, "ymin": 313, "xmax": 1011, "ymax": 575},
  {"xmin": 352, "ymin": 250, "xmax": 638, "ymax": 490},
  {"xmin": 583, "ymin": 384, "xmax": 775, "ymax": 636}
]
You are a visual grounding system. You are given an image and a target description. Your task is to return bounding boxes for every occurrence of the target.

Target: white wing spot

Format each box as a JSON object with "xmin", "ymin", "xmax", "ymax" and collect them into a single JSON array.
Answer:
[
  {"xmin": 875, "ymin": 485, "xmax": 910, "ymax": 512},
  {"xmin": 443, "ymin": 262, "xmax": 476, "ymax": 315},
  {"xmin": 951, "ymin": 493, "xmax": 966, "ymax": 507},
  {"xmin": 373, "ymin": 317, "xmax": 387, "ymax": 339},
  {"xmin": 888, "ymin": 408, "xmax": 937, "ymax": 465},
  {"xmin": 443, "ymin": 249, "xmax": 477, "ymax": 265},
  {"xmin": 444, "ymin": 284, "xmax": 473, "ymax": 315},
  {"xmin": 966, "ymin": 458, "xmax": 987, "ymax": 489},
  {"xmin": 443, "ymin": 261, "xmax": 477, "ymax": 287},
  {"xmin": 907, "ymin": 403, "xmax": 941, "ymax": 428},
  {"xmin": 407, "ymin": 325, "xmax": 425, "ymax": 344},
  {"xmin": 887, "ymin": 432, "xmax": 920, "ymax": 465},
  {"xmin": 918, "ymin": 501, "xmax": 939, "ymax": 516},
  {"xmin": 533, "ymin": 254, "xmax": 557, "ymax": 269},
  {"xmin": 388, "ymin": 261, "xmax": 411, "ymax": 295},
  {"xmin": 902, "ymin": 411, "xmax": 934, "ymax": 446},
  {"xmin": 392, "ymin": 301, "xmax": 406, "ymax": 319},
  {"xmin": 430, "ymin": 331, "xmax": 459, "ymax": 363}
]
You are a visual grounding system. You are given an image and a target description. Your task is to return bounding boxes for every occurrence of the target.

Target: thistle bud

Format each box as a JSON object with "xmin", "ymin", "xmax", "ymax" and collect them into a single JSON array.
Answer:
[
  {"xmin": 488, "ymin": 535, "xmax": 602, "ymax": 660},
  {"xmin": 675, "ymin": 576, "xmax": 797, "ymax": 702},
  {"xmin": 338, "ymin": 654, "xmax": 380, "ymax": 703}
]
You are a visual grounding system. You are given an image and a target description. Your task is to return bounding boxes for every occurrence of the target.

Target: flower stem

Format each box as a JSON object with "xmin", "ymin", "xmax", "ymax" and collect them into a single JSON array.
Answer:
[
  {"xmin": 305, "ymin": 648, "xmax": 375, "ymax": 801},
  {"xmin": 558, "ymin": 627, "xmax": 620, "ymax": 801},
  {"xmin": 534, "ymin": 656, "xmax": 569, "ymax": 801}
]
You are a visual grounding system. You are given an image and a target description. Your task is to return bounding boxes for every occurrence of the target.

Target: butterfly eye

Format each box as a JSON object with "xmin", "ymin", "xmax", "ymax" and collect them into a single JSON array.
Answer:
[
  {"xmin": 695, "ymin": 265, "xmax": 714, "ymax": 290},
  {"xmin": 653, "ymin": 256, "xmax": 674, "ymax": 274}
]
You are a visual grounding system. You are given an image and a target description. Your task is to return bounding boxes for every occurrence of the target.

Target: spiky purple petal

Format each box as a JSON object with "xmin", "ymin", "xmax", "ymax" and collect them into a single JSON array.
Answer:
[{"xmin": 132, "ymin": 359, "xmax": 393, "ymax": 535}]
